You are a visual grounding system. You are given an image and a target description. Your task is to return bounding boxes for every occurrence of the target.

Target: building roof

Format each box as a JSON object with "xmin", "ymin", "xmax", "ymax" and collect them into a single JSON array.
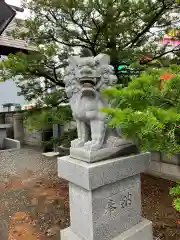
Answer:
[
  {"xmin": 8, "ymin": 5, "xmax": 24, "ymax": 13},
  {"xmin": 0, "ymin": 18, "xmax": 35, "ymax": 53},
  {"xmin": 0, "ymin": 1, "xmax": 16, "ymax": 35}
]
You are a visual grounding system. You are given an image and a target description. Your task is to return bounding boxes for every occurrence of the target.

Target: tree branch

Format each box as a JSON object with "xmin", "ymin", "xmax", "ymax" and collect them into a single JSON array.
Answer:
[
  {"xmin": 153, "ymin": 46, "xmax": 180, "ymax": 60},
  {"xmin": 141, "ymin": 44, "xmax": 180, "ymax": 64},
  {"xmin": 123, "ymin": 5, "xmax": 167, "ymax": 48},
  {"xmin": 30, "ymin": 69, "xmax": 65, "ymax": 87},
  {"xmin": 43, "ymin": 11, "xmax": 90, "ymax": 45},
  {"xmin": 50, "ymin": 34, "xmax": 91, "ymax": 50},
  {"xmin": 69, "ymin": 12, "xmax": 92, "ymax": 45},
  {"xmin": 53, "ymin": 66, "xmax": 58, "ymax": 82}
]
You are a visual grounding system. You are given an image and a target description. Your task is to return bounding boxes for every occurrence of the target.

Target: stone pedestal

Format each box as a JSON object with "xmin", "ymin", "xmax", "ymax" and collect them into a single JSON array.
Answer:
[
  {"xmin": 58, "ymin": 153, "xmax": 153, "ymax": 240},
  {"xmin": 0, "ymin": 114, "xmax": 5, "ymax": 124},
  {"xmin": 13, "ymin": 113, "xmax": 24, "ymax": 143},
  {"xmin": 5, "ymin": 113, "xmax": 13, "ymax": 138},
  {"xmin": 0, "ymin": 124, "xmax": 12, "ymax": 149}
]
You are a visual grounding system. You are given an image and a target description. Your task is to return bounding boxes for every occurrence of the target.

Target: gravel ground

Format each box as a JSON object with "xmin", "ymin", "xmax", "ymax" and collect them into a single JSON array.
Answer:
[
  {"xmin": 0, "ymin": 147, "xmax": 179, "ymax": 239},
  {"xmin": 0, "ymin": 147, "xmax": 57, "ymax": 178},
  {"xmin": 0, "ymin": 146, "xmax": 69, "ymax": 240},
  {"xmin": 142, "ymin": 174, "xmax": 180, "ymax": 240}
]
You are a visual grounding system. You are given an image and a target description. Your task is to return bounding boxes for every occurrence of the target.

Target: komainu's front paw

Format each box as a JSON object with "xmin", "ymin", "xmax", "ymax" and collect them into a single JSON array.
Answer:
[
  {"xmin": 84, "ymin": 141, "xmax": 102, "ymax": 151},
  {"xmin": 84, "ymin": 141, "xmax": 92, "ymax": 147},
  {"xmin": 71, "ymin": 139, "xmax": 85, "ymax": 148}
]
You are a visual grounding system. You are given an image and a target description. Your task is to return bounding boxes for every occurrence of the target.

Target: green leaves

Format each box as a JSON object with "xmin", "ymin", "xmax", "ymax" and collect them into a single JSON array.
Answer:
[
  {"xmin": 170, "ymin": 184, "xmax": 180, "ymax": 212},
  {"xmin": 1, "ymin": 0, "xmax": 180, "ymax": 155},
  {"xmin": 103, "ymin": 66, "xmax": 180, "ymax": 155},
  {"xmin": 7, "ymin": 0, "xmax": 180, "ymax": 76},
  {"xmin": 170, "ymin": 184, "xmax": 180, "ymax": 196},
  {"xmin": 173, "ymin": 198, "xmax": 180, "ymax": 212},
  {"xmin": 24, "ymin": 105, "xmax": 72, "ymax": 131},
  {"xmin": 1, "ymin": 0, "xmax": 180, "ymax": 106}
]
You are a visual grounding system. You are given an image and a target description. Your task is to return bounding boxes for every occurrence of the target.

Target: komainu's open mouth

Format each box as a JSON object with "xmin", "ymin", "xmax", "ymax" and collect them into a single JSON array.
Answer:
[{"xmin": 80, "ymin": 78, "xmax": 96, "ymax": 88}]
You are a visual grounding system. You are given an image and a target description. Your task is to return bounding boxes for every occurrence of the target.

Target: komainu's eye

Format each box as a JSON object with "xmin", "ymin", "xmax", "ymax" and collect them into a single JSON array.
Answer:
[{"xmin": 103, "ymin": 68, "xmax": 108, "ymax": 74}]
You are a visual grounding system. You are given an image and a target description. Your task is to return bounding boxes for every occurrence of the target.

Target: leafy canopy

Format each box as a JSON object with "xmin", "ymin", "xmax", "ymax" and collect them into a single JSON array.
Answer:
[
  {"xmin": 0, "ymin": 0, "xmax": 180, "ymax": 141},
  {"xmin": 0, "ymin": 0, "xmax": 180, "ymax": 103}
]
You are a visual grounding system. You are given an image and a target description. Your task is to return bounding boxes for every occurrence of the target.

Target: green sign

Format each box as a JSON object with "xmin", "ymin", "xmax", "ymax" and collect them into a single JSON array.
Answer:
[{"xmin": 118, "ymin": 65, "xmax": 128, "ymax": 73}]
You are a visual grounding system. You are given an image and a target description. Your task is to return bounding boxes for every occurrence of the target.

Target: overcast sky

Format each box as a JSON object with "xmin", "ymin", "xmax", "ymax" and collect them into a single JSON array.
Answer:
[
  {"xmin": 5, "ymin": 0, "xmax": 30, "ymax": 18},
  {"xmin": 5, "ymin": 0, "xmax": 21, "ymax": 7}
]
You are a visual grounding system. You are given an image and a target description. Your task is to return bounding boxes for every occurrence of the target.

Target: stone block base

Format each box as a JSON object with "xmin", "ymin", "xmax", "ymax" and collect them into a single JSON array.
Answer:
[
  {"xmin": 58, "ymin": 153, "xmax": 152, "ymax": 240},
  {"xmin": 61, "ymin": 218, "xmax": 153, "ymax": 240}
]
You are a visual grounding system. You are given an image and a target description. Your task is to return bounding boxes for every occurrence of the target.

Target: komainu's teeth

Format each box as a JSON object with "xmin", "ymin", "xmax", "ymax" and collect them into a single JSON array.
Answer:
[
  {"xmin": 83, "ymin": 83, "xmax": 94, "ymax": 87},
  {"xmin": 80, "ymin": 77, "xmax": 96, "ymax": 85}
]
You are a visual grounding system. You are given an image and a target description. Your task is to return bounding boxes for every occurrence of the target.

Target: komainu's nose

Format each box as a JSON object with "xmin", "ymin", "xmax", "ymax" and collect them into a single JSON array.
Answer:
[{"xmin": 80, "ymin": 66, "xmax": 93, "ymax": 75}]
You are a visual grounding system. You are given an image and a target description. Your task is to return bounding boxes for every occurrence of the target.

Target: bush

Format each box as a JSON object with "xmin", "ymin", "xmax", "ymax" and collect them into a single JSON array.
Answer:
[
  {"xmin": 103, "ymin": 64, "xmax": 180, "ymax": 212},
  {"xmin": 103, "ymin": 65, "xmax": 180, "ymax": 155}
]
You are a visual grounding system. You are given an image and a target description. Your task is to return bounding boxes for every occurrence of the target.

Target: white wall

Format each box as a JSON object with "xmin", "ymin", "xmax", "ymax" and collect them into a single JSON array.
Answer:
[
  {"xmin": 0, "ymin": 80, "xmax": 26, "ymax": 112},
  {"xmin": 0, "ymin": 55, "xmax": 26, "ymax": 112}
]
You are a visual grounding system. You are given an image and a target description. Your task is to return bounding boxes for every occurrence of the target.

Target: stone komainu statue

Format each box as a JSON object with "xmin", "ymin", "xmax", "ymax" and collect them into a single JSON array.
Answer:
[{"xmin": 63, "ymin": 54, "xmax": 138, "ymax": 162}]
